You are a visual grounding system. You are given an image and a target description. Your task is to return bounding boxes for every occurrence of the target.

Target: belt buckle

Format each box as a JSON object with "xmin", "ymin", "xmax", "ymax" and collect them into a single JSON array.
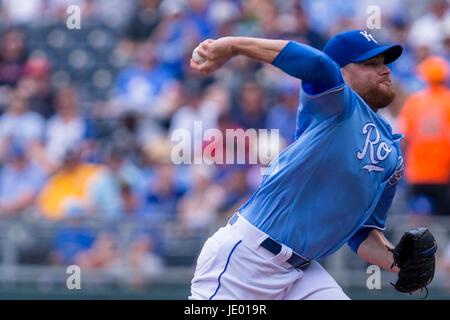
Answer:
[
  {"xmin": 287, "ymin": 251, "xmax": 311, "ymax": 270},
  {"xmin": 296, "ymin": 260, "xmax": 310, "ymax": 270},
  {"xmin": 262, "ymin": 237, "xmax": 311, "ymax": 270}
]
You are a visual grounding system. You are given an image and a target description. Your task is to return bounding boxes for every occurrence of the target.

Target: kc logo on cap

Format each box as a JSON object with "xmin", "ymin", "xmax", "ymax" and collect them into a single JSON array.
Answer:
[
  {"xmin": 323, "ymin": 29, "xmax": 402, "ymax": 67},
  {"xmin": 359, "ymin": 31, "xmax": 378, "ymax": 43}
]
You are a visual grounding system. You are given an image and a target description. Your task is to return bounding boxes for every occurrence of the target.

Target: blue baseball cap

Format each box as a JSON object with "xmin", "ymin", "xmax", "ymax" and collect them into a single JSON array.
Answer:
[{"xmin": 323, "ymin": 30, "xmax": 403, "ymax": 67}]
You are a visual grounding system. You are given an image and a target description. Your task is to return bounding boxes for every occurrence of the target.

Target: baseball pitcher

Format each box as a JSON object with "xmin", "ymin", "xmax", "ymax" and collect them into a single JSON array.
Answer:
[{"xmin": 189, "ymin": 30, "xmax": 437, "ymax": 300}]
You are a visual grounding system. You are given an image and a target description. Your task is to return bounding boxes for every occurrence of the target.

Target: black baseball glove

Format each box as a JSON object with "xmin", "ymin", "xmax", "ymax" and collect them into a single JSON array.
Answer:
[{"xmin": 389, "ymin": 227, "xmax": 437, "ymax": 295}]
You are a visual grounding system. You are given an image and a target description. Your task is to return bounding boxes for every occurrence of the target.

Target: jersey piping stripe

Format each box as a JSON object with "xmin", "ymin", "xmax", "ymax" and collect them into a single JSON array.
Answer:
[{"xmin": 208, "ymin": 240, "xmax": 242, "ymax": 300}]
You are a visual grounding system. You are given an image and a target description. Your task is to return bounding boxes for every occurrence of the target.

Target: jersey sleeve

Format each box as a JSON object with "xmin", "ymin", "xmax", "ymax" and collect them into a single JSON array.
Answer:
[
  {"xmin": 347, "ymin": 183, "xmax": 397, "ymax": 253},
  {"xmin": 363, "ymin": 183, "xmax": 397, "ymax": 230},
  {"xmin": 347, "ymin": 184, "xmax": 396, "ymax": 253},
  {"xmin": 271, "ymin": 41, "xmax": 343, "ymax": 95},
  {"xmin": 347, "ymin": 227, "xmax": 372, "ymax": 253}
]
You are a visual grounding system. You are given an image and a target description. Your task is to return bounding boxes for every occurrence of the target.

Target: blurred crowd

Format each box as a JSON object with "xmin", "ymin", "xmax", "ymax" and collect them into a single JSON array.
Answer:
[{"xmin": 1, "ymin": 0, "xmax": 450, "ymax": 281}]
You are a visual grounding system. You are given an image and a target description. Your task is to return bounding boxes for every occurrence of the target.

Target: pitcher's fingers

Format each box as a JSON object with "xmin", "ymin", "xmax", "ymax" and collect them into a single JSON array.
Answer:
[
  {"xmin": 190, "ymin": 59, "xmax": 202, "ymax": 71},
  {"xmin": 200, "ymin": 60, "xmax": 216, "ymax": 74},
  {"xmin": 190, "ymin": 59, "xmax": 212, "ymax": 74},
  {"xmin": 201, "ymin": 39, "xmax": 214, "ymax": 51},
  {"xmin": 195, "ymin": 46, "xmax": 208, "ymax": 59}
]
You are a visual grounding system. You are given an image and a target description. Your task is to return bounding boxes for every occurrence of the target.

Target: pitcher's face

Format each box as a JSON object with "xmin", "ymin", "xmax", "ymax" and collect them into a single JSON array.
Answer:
[{"xmin": 342, "ymin": 54, "xmax": 395, "ymax": 111}]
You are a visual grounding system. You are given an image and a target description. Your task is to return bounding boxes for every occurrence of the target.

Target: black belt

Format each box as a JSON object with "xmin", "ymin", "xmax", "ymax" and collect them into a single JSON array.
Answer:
[{"xmin": 229, "ymin": 213, "xmax": 310, "ymax": 270}]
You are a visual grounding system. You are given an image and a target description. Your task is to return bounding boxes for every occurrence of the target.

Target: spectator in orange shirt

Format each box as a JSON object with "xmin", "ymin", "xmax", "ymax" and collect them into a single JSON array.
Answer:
[{"xmin": 398, "ymin": 56, "xmax": 450, "ymax": 215}]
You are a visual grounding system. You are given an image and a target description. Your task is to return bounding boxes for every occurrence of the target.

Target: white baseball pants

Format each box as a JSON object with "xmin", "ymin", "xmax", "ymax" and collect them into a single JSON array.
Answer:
[{"xmin": 189, "ymin": 214, "xmax": 350, "ymax": 300}]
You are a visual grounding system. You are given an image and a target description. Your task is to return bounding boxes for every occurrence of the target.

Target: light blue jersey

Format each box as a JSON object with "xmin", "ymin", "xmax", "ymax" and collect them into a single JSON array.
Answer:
[{"xmin": 239, "ymin": 74, "xmax": 404, "ymax": 261}]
